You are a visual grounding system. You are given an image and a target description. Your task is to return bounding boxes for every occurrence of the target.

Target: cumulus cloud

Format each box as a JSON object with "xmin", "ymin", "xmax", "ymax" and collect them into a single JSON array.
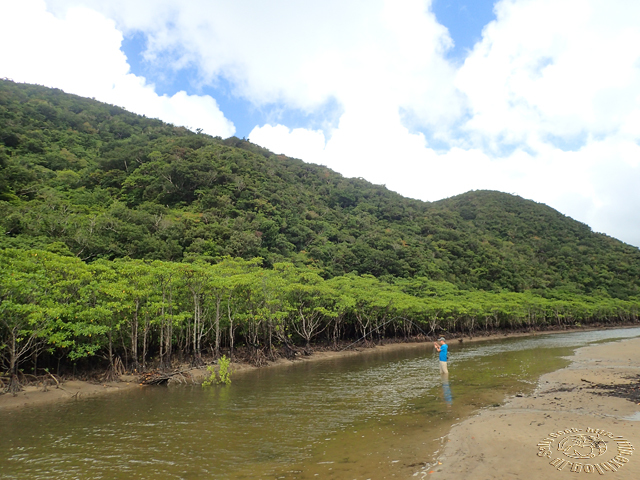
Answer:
[
  {"xmin": 249, "ymin": 125, "xmax": 327, "ymax": 164},
  {"xmin": 45, "ymin": 0, "xmax": 462, "ymax": 127},
  {"xmin": 0, "ymin": 0, "xmax": 235, "ymax": 137},
  {"xmin": 457, "ymin": 0, "xmax": 640, "ymax": 147},
  {"xmin": 451, "ymin": 0, "xmax": 640, "ymax": 245}
]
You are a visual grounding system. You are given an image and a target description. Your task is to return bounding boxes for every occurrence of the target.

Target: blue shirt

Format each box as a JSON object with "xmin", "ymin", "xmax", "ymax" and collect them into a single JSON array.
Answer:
[{"xmin": 439, "ymin": 344, "xmax": 448, "ymax": 362}]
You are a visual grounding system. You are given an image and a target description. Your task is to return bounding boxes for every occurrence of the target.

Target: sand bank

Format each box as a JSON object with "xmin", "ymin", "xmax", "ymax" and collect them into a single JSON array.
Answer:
[
  {"xmin": 0, "ymin": 375, "xmax": 141, "ymax": 410},
  {"xmin": 428, "ymin": 336, "xmax": 640, "ymax": 479}
]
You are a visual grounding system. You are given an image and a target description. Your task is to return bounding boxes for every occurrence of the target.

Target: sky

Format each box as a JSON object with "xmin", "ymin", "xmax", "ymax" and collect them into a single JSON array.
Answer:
[{"xmin": 1, "ymin": 0, "xmax": 640, "ymax": 247}]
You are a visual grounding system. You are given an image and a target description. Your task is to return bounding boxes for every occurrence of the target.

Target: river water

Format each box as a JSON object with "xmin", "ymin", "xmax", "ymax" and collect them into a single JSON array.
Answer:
[{"xmin": 2, "ymin": 328, "xmax": 640, "ymax": 479}]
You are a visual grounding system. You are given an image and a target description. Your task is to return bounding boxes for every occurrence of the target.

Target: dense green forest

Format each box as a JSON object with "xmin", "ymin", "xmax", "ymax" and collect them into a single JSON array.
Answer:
[{"xmin": 1, "ymin": 79, "xmax": 639, "ymax": 387}]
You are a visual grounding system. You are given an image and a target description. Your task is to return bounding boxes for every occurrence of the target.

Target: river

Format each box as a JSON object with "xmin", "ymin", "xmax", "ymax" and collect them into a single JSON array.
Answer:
[{"xmin": 2, "ymin": 327, "xmax": 640, "ymax": 479}]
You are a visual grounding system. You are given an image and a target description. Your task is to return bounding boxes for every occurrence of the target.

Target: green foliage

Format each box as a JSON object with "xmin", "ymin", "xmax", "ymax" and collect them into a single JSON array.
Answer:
[
  {"xmin": 2, "ymin": 79, "xmax": 639, "ymax": 299},
  {"xmin": 202, "ymin": 355, "xmax": 232, "ymax": 386},
  {"xmin": 217, "ymin": 355, "xmax": 232, "ymax": 385},
  {"xmin": 202, "ymin": 366, "xmax": 216, "ymax": 387},
  {"xmin": 1, "ymin": 80, "xmax": 640, "ymax": 375},
  {"xmin": 0, "ymin": 247, "xmax": 638, "ymax": 375}
]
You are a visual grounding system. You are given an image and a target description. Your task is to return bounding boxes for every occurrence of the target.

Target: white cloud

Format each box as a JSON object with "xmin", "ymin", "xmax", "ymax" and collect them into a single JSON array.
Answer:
[
  {"xmin": 45, "ymin": 0, "xmax": 462, "ymax": 128},
  {"xmin": 249, "ymin": 124, "xmax": 327, "ymax": 163},
  {"xmin": 457, "ymin": 0, "xmax": 640, "ymax": 146},
  {"xmin": 250, "ymin": 110, "xmax": 507, "ymax": 202},
  {"xmin": 0, "ymin": 0, "xmax": 235, "ymax": 137}
]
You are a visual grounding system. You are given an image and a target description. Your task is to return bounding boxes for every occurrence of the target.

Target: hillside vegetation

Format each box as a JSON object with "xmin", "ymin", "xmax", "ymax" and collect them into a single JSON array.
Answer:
[{"xmin": 1, "ymin": 79, "xmax": 639, "ymax": 384}]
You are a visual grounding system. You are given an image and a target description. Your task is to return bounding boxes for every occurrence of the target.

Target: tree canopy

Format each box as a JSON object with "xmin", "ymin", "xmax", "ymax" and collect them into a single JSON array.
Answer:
[
  {"xmin": 2, "ymin": 79, "xmax": 639, "ymax": 299},
  {"xmin": 1, "ymin": 79, "xmax": 639, "ymax": 379}
]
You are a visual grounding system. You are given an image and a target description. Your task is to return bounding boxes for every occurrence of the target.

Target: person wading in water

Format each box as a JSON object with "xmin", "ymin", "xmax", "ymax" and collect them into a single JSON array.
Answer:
[{"xmin": 434, "ymin": 337, "xmax": 448, "ymax": 375}]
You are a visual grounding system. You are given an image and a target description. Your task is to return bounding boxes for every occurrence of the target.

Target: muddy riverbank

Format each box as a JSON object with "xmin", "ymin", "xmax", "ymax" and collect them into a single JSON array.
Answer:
[{"xmin": 2, "ymin": 325, "xmax": 638, "ymax": 412}]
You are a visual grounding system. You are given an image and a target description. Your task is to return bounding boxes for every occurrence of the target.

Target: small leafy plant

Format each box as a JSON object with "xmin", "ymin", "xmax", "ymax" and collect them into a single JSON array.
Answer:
[
  {"xmin": 202, "ymin": 355, "xmax": 232, "ymax": 387},
  {"xmin": 217, "ymin": 355, "xmax": 232, "ymax": 385}
]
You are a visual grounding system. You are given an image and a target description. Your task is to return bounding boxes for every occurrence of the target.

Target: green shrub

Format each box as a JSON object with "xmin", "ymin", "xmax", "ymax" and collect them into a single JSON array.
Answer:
[{"xmin": 202, "ymin": 355, "xmax": 232, "ymax": 386}]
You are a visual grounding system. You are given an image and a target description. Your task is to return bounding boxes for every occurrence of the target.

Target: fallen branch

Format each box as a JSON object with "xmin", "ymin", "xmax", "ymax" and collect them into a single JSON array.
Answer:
[
  {"xmin": 138, "ymin": 368, "xmax": 194, "ymax": 386},
  {"xmin": 47, "ymin": 372, "xmax": 61, "ymax": 388}
]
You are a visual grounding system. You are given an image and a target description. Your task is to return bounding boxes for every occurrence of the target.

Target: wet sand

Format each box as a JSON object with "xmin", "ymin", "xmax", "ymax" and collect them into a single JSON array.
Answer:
[{"xmin": 428, "ymin": 336, "xmax": 640, "ymax": 479}]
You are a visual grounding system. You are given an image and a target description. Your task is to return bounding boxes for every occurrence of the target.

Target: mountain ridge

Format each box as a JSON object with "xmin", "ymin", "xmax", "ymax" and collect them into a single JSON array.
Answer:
[{"xmin": 1, "ymin": 79, "xmax": 639, "ymax": 299}]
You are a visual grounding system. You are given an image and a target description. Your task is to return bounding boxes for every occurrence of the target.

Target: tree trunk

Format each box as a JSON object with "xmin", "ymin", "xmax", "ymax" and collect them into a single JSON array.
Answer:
[
  {"xmin": 228, "ymin": 299, "xmax": 235, "ymax": 360},
  {"xmin": 9, "ymin": 327, "xmax": 18, "ymax": 376},
  {"xmin": 131, "ymin": 298, "xmax": 140, "ymax": 372},
  {"xmin": 108, "ymin": 326, "xmax": 114, "ymax": 370},
  {"xmin": 142, "ymin": 310, "xmax": 150, "ymax": 370},
  {"xmin": 214, "ymin": 296, "xmax": 221, "ymax": 359},
  {"xmin": 7, "ymin": 328, "xmax": 22, "ymax": 395},
  {"xmin": 159, "ymin": 282, "xmax": 166, "ymax": 369},
  {"xmin": 165, "ymin": 281, "xmax": 174, "ymax": 368}
]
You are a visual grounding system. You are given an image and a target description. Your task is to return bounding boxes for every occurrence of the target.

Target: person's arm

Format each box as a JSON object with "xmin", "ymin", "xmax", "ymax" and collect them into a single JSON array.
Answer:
[{"xmin": 434, "ymin": 342, "xmax": 441, "ymax": 351}]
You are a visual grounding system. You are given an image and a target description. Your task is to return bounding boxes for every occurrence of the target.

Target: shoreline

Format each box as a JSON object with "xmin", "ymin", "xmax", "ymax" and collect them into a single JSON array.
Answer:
[
  {"xmin": 1, "ymin": 325, "xmax": 638, "ymax": 412},
  {"xmin": 428, "ymin": 335, "xmax": 640, "ymax": 478}
]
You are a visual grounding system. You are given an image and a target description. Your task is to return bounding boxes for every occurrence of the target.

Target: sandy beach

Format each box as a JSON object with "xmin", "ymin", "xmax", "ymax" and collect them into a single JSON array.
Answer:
[{"xmin": 429, "ymin": 336, "xmax": 640, "ymax": 479}]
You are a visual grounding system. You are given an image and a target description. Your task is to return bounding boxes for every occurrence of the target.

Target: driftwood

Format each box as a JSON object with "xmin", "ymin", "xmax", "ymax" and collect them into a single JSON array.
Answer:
[
  {"xmin": 47, "ymin": 372, "xmax": 61, "ymax": 387},
  {"xmin": 138, "ymin": 368, "xmax": 193, "ymax": 386}
]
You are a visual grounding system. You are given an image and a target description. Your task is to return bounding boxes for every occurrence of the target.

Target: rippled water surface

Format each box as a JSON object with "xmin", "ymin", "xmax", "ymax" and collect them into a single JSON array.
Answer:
[{"xmin": 2, "ymin": 328, "xmax": 640, "ymax": 479}]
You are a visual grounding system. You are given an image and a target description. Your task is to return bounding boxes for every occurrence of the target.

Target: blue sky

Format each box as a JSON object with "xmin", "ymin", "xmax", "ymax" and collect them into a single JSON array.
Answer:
[
  {"xmin": 120, "ymin": 35, "xmax": 260, "ymax": 137},
  {"xmin": 2, "ymin": 0, "xmax": 640, "ymax": 248},
  {"xmin": 118, "ymin": 0, "xmax": 497, "ymax": 139},
  {"xmin": 432, "ymin": 0, "xmax": 496, "ymax": 60},
  {"xmin": 122, "ymin": 29, "xmax": 347, "ymax": 139}
]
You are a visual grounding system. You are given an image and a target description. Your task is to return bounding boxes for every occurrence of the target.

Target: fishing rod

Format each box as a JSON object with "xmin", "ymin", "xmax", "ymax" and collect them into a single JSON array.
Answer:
[
  {"xmin": 398, "ymin": 316, "xmax": 431, "ymax": 338},
  {"xmin": 396, "ymin": 317, "xmax": 442, "ymax": 360},
  {"xmin": 339, "ymin": 316, "xmax": 434, "ymax": 351}
]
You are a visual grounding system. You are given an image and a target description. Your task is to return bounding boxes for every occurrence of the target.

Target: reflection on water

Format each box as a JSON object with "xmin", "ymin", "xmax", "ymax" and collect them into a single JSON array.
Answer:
[
  {"xmin": 1, "ymin": 328, "xmax": 640, "ymax": 479},
  {"xmin": 441, "ymin": 375, "xmax": 453, "ymax": 406}
]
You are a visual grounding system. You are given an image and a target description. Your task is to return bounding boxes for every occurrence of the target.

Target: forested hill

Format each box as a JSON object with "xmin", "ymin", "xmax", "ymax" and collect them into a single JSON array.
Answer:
[{"xmin": 1, "ymin": 79, "xmax": 639, "ymax": 298}]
